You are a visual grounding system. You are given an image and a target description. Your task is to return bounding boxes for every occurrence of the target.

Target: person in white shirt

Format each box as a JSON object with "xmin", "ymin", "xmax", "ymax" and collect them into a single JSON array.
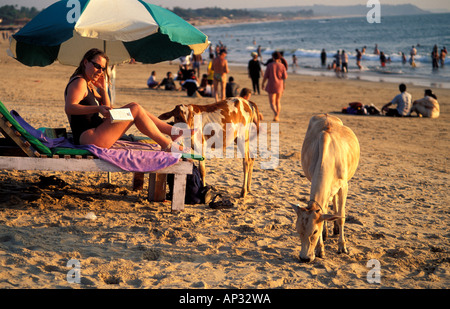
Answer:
[{"xmin": 382, "ymin": 84, "xmax": 412, "ymax": 117}]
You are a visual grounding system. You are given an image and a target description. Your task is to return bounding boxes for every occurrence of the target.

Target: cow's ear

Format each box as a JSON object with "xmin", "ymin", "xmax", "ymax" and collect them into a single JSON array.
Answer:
[
  {"xmin": 159, "ymin": 105, "xmax": 182, "ymax": 120},
  {"xmin": 290, "ymin": 203, "xmax": 300, "ymax": 215},
  {"xmin": 320, "ymin": 214, "xmax": 342, "ymax": 222},
  {"xmin": 159, "ymin": 110, "xmax": 174, "ymax": 120},
  {"xmin": 290, "ymin": 203, "xmax": 306, "ymax": 216}
]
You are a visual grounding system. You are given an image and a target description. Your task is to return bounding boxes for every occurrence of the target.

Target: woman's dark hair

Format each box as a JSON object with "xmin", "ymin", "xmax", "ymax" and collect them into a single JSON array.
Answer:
[
  {"xmin": 272, "ymin": 51, "xmax": 281, "ymax": 60},
  {"xmin": 424, "ymin": 89, "xmax": 437, "ymax": 99},
  {"xmin": 71, "ymin": 48, "xmax": 110, "ymax": 83}
]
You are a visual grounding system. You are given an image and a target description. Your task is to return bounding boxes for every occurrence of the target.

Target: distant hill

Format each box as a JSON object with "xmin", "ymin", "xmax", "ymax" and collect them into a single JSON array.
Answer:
[{"xmin": 255, "ymin": 4, "xmax": 430, "ymax": 17}]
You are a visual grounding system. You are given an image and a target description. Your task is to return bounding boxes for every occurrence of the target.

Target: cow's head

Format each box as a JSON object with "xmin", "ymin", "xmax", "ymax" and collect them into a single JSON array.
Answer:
[
  {"xmin": 292, "ymin": 201, "xmax": 341, "ymax": 262},
  {"xmin": 159, "ymin": 104, "xmax": 203, "ymax": 151},
  {"xmin": 159, "ymin": 104, "xmax": 191, "ymax": 126}
]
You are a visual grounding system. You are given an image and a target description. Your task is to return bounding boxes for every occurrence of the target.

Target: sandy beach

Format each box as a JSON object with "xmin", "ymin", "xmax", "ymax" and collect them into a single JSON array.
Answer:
[{"xmin": 0, "ymin": 38, "xmax": 449, "ymax": 290}]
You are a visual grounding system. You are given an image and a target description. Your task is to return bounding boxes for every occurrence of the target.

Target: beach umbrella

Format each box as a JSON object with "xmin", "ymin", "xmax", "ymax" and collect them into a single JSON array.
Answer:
[{"xmin": 8, "ymin": 0, "xmax": 209, "ymax": 67}]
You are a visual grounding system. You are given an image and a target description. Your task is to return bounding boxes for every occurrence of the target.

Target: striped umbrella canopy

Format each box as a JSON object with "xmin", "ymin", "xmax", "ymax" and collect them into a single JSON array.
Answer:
[{"xmin": 8, "ymin": 0, "xmax": 209, "ymax": 67}]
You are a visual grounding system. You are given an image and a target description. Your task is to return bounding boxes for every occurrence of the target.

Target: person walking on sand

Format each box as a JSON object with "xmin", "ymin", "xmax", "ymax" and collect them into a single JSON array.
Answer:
[
  {"xmin": 262, "ymin": 51, "xmax": 287, "ymax": 122},
  {"xmin": 64, "ymin": 48, "xmax": 182, "ymax": 151},
  {"xmin": 212, "ymin": 49, "xmax": 229, "ymax": 102}
]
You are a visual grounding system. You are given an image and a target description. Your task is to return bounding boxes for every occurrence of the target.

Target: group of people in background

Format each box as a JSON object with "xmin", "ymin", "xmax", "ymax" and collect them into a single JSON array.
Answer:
[
  {"xmin": 320, "ymin": 43, "xmax": 447, "ymax": 74},
  {"xmin": 382, "ymin": 83, "xmax": 440, "ymax": 118},
  {"xmin": 146, "ymin": 42, "xmax": 288, "ymax": 122},
  {"xmin": 146, "ymin": 39, "xmax": 444, "ymax": 122}
]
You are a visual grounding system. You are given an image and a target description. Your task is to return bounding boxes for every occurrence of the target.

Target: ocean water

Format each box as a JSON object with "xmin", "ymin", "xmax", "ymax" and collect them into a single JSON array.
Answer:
[{"xmin": 199, "ymin": 13, "xmax": 450, "ymax": 88}]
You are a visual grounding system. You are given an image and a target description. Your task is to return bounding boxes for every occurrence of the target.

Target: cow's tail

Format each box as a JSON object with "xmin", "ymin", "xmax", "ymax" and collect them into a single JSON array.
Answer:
[{"xmin": 323, "ymin": 114, "xmax": 333, "ymax": 133}]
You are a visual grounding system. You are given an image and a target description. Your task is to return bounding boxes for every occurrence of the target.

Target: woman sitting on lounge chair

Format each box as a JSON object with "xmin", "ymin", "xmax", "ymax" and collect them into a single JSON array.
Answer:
[{"xmin": 65, "ymin": 48, "xmax": 181, "ymax": 151}]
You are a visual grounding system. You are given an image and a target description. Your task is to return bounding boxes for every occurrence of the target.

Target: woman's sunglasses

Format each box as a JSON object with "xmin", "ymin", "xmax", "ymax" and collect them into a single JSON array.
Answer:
[{"xmin": 89, "ymin": 60, "xmax": 106, "ymax": 71}]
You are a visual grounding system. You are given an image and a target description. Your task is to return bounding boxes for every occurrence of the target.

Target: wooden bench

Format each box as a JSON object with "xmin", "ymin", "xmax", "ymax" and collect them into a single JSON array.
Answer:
[{"xmin": 0, "ymin": 112, "xmax": 192, "ymax": 212}]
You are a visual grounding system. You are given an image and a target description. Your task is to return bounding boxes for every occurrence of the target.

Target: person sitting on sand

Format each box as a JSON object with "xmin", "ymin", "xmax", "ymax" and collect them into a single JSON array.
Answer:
[
  {"xmin": 239, "ymin": 88, "xmax": 252, "ymax": 101},
  {"xmin": 226, "ymin": 76, "xmax": 240, "ymax": 98},
  {"xmin": 147, "ymin": 70, "xmax": 160, "ymax": 89},
  {"xmin": 409, "ymin": 89, "xmax": 440, "ymax": 118},
  {"xmin": 382, "ymin": 83, "xmax": 412, "ymax": 117},
  {"xmin": 181, "ymin": 72, "xmax": 209, "ymax": 97},
  {"xmin": 64, "ymin": 48, "xmax": 182, "ymax": 151},
  {"xmin": 157, "ymin": 72, "xmax": 178, "ymax": 91}
]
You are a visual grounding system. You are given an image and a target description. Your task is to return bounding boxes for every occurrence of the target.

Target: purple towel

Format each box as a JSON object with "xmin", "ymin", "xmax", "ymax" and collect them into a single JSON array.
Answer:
[{"xmin": 10, "ymin": 110, "xmax": 181, "ymax": 172}]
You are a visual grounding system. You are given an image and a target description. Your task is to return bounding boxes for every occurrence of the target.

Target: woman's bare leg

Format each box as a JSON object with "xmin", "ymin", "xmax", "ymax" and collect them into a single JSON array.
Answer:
[
  {"xmin": 268, "ymin": 93, "xmax": 278, "ymax": 121},
  {"xmin": 80, "ymin": 102, "xmax": 171, "ymax": 149},
  {"xmin": 274, "ymin": 93, "xmax": 282, "ymax": 121},
  {"xmin": 145, "ymin": 110, "xmax": 183, "ymax": 140}
]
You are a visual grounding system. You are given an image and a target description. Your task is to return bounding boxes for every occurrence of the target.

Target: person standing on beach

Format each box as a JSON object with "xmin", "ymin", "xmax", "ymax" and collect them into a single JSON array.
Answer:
[
  {"xmin": 355, "ymin": 49, "xmax": 362, "ymax": 69},
  {"xmin": 192, "ymin": 53, "xmax": 202, "ymax": 78},
  {"xmin": 431, "ymin": 45, "xmax": 439, "ymax": 69},
  {"xmin": 440, "ymin": 47, "xmax": 447, "ymax": 67},
  {"xmin": 262, "ymin": 51, "xmax": 288, "ymax": 122},
  {"xmin": 212, "ymin": 49, "xmax": 229, "ymax": 102},
  {"xmin": 380, "ymin": 51, "xmax": 387, "ymax": 67},
  {"xmin": 321, "ymin": 49, "xmax": 327, "ymax": 66},
  {"xmin": 341, "ymin": 50, "xmax": 348, "ymax": 73},
  {"xmin": 374, "ymin": 44, "xmax": 380, "ymax": 55},
  {"xmin": 381, "ymin": 83, "xmax": 412, "ymax": 117},
  {"xmin": 248, "ymin": 52, "xmax": 262, "ymax": 95},
  {"xmin": 292, "ymin": 54, "xmax": 298, "ymax": 72},
  {"xmin": 334, "ymin": 50, "xmax": 341, "ymax": 75},
  {"xmin": 410, "ymin": 45, "xmax": 417, "ymax": 66}
]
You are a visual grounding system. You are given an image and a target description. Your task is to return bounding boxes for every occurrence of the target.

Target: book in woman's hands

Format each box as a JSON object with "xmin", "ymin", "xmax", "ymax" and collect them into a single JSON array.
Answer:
[{"xmin": 109, "ymin": 108, "xmax": 134, "ymax": 123}]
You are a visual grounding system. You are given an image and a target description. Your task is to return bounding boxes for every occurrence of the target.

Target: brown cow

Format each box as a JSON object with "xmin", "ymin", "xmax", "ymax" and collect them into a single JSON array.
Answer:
[
  {"xmin": 159, "ymin": 97, "xmax": 262, "ymax": 197},
  {"xmin": 292, "ymin": 114, "xmax": 360, "ymax": 262}
]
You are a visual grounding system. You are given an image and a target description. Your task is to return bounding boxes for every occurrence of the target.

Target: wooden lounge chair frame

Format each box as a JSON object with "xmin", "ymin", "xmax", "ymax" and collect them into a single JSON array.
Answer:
[{"xmin": 0, "ymin": 111, "xmax": 192, "ymax": 212}]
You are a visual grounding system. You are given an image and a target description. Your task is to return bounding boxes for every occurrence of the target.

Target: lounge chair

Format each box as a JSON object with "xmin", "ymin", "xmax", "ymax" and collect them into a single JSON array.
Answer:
[{"xmin": 0, "ymin": 100, "xmax": 193, "ymax": 212}]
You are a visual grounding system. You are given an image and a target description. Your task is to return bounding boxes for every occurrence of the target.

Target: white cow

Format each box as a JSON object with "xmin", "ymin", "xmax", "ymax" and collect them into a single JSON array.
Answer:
[{"xmin": 293, "ymin": 114, "xmax": 360, "ymax": 262}]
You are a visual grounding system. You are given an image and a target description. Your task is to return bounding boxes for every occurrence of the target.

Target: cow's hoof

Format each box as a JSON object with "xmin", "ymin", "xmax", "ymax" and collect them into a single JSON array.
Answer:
[{"xmin": 337, "ymin": 246, "xmax": 348, "ymax": 254}]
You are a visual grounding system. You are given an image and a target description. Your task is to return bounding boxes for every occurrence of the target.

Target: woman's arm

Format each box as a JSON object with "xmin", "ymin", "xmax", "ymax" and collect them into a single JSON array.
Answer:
[
  {"xmin": 91, "ymin": 73, "xmax": 111, "ymax": 108},
  {"xmin": 65, "ymin": 78, "xmax": 110, "ymax": 117}
]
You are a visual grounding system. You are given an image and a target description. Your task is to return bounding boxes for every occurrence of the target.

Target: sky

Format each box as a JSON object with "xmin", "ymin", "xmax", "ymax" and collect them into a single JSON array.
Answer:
[{"xmin": 0, "ymin": 0, "xmax": 448, "ymax": 12}]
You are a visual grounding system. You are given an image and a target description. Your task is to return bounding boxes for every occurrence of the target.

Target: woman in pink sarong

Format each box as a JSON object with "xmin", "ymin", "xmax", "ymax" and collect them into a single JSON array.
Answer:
[{"xmin": 262, "ymin": 51, "xmax": 288, "ymax": 121}]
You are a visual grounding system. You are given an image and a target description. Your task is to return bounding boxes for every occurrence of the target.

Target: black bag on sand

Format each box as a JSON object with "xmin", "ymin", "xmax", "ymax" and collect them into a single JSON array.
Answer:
[{"xmin": 167, "ymin": 164, "xmax": 213, "ymax": 205}]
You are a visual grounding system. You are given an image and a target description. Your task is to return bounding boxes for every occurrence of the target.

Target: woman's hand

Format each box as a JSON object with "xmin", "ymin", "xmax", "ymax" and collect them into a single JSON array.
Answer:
[
  {"xmin": 98, "ymin": 105, "xmax": 112, "ymax": 118},
  {"xmin": 91, "ymin": 73, "xmax": 107, "ymax": 92}
]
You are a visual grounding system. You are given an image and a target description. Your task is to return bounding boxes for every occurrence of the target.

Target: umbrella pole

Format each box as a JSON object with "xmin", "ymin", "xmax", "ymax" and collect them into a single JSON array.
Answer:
[
  {"xmin": 109, "ymin": 65, "xmax": 116, "ymax": 107},
  {"xmin": 103, "ymin": 40, "xmax": 116, "ymax": 107}
]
